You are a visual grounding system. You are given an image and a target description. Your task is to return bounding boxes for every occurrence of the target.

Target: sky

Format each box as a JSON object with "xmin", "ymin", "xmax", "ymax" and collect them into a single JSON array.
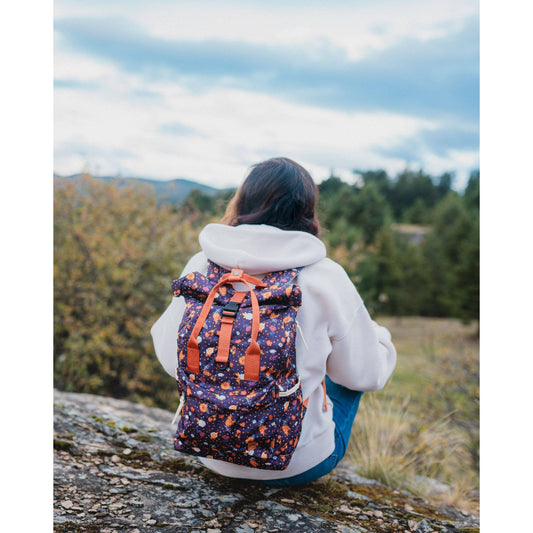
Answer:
[{"xmin": 54, "ymin": 0, "xmax": 479, "ymax": 189}]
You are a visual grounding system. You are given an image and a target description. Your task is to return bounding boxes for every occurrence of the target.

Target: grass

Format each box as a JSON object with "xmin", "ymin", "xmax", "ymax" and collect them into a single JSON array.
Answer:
[{"xmin": 346, "ymin": 317, "xmax": 479, "ymax": 513}]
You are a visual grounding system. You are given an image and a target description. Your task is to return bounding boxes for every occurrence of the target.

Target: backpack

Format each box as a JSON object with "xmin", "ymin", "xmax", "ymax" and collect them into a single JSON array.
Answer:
[{"xmin": 170, "ymin": 260, "xmax": 306, "ymax": 470}]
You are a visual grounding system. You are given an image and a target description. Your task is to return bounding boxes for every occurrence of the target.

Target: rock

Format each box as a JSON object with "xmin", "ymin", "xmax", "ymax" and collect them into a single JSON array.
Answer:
[
  {"xmin": 414, "ymin": 476, "xmax": 451, "ymax": 496},
  {"xmin": 53, "ymin": 389, "xmax": 480, "ymax": 533},
  {"xmin": 416, "ymin": 520, "xmax": 433, "ymax": 532},
  {"xmin": 339, "ymin": 504, "xmax": 360, "ymax": 515},
  {"xmin": 235, "ymin": 525, "xmax": 255, "ymax": 533}
]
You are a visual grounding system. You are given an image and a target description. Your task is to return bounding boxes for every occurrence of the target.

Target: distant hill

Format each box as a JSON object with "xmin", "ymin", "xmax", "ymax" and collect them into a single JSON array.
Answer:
[{"xmin": 54, "ymin": 173, "xmax": 225, "ymax": 205}]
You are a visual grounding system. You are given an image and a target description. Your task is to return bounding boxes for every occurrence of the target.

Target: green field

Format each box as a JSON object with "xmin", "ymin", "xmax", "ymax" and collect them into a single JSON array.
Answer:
[{"xmin": 379, "ymin": 316, "xmax": 478, "ymax": 399}]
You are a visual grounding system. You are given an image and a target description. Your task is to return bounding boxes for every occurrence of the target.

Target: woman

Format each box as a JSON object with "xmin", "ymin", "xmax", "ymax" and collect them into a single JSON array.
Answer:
[{"xmin": 151, "ymin": 157, "xmax": 396, "ymax": 485}]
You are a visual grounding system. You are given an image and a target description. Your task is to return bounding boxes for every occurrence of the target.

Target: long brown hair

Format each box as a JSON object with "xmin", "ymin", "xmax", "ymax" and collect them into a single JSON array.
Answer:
[{"xmin": 221, "ymin": 157, "xmax": 322, "ymax": 236}]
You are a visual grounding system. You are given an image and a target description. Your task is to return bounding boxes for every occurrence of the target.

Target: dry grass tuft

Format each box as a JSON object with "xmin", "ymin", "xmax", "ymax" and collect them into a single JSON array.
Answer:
[{"xmin": 346, "ymin": 393, "xmax": 478, "ymax": 513}]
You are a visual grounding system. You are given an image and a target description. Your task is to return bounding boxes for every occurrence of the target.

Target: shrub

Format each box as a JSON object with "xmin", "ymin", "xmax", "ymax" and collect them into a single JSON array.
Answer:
[{"xmin": 54, "ymin": 175, "xmax": 207, "ymax": 408}]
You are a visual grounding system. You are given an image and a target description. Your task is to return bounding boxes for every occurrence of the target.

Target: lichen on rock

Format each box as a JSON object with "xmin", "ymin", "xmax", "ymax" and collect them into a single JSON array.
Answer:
[{"xmin": 54, "ymin": 389, "xmax": 479, "ymax": 533}]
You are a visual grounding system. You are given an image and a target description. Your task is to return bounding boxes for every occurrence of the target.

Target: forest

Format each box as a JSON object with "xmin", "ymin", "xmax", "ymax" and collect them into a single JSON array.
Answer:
[{"xmin": 54, "ymin": 168, "xmax": 479, "ymax": 407}]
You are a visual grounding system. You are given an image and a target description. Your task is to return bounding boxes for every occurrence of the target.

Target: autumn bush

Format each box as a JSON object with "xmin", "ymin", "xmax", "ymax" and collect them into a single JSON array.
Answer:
[{"xmin": 54, "ymin": 175, "xmax": 209, "ymax": 407}]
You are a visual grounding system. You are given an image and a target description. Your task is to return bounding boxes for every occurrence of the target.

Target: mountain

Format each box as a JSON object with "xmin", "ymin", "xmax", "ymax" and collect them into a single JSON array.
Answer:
[{"xmin": 54, "ymin": 173, "xmax": 225, "ymax": 204}]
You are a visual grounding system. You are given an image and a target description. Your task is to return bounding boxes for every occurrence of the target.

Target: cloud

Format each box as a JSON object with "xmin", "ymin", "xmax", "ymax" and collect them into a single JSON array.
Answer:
[
  {"xmin": 377, "ymin": 124, "xmax": 479, "ymax": 161},
  {"xmin": 54, "ymin": 72, "xmax": 458, "ymax": 188},
  {"xmin": 158, "ymin": 122, "xmax": 200, "ymax": 137},
  {"xmin": 128, "ymin": 88, "xmax": 164, "ymax": 102},
  {"xmin": 54, "ymin": 14, "xmax": 478, "ymax": 121},
  {"xmin": 53, "ymin": 2, "xmax": 479, "ymax": 188},
  {"xmin": 55, "ymin": 0, "xmax": 478, "ymax": 59},
  {"xmin": 54, "ymin": 79, "xmax": 99, "ymax": 90}
]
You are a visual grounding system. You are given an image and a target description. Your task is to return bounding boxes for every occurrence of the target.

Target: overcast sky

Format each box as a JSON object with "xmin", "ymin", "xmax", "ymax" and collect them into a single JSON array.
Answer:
[{"xmin": 54, "ymin": 0, "xmax": 479, "ymax": 189}]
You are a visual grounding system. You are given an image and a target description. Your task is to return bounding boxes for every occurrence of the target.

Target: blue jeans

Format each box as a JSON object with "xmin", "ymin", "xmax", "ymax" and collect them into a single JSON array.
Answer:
[{"xmin": 263, "ymin": 376, "xmax": 363, "ymax": 486}]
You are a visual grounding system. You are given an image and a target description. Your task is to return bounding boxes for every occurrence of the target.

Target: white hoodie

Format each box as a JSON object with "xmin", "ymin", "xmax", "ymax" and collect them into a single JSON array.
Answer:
[{"xmin": 151, "ymin": 223, "xmax": 397, "ymax": 480}]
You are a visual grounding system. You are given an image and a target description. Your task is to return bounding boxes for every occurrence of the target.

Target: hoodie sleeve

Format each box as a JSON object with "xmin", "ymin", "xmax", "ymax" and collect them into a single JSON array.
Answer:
[
  {"xmin": 301, "ymin": 258, "xmax": 396, "ymax": 392},
  {"xmin": 150, "ymin": 252, "xmax": 208, "ymax": 377},
  {"xmin": 326, "ymin": 305, "xmax": 397, "ymax": 391}
]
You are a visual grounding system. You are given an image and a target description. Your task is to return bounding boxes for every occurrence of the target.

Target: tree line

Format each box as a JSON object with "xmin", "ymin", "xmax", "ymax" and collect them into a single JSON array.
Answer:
[{"xmin": 317, "ymin": 169, "xmax": 479, "ymax": 320}]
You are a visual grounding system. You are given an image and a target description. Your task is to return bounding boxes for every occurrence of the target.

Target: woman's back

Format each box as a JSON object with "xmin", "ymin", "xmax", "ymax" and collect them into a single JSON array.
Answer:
[{"xmin": 151, "ymin": 157, "xmax": 396, "ymax": 482}]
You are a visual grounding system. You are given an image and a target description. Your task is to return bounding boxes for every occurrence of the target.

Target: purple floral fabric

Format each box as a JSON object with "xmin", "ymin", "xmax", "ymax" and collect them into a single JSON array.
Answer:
[{"xmin": 171, "ymin": 260, "xmax": 305, "ymax": 470}]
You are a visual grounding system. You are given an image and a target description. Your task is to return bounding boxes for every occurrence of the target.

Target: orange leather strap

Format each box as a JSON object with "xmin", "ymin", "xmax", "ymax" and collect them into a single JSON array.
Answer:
[
  {"xmin": 187, "ymin": 269, "xmax": 266, "ymax": 379},
  {"xmin": 215, "ymin": 291, "xmax": 247, "ymax": 364},
  {"xmin": 235, "ymin": 277, "xmax": 262, "ymax": 381},
  {"xmin": 187, "ymin": 277, "xmax": 228, "ymax": 373}
]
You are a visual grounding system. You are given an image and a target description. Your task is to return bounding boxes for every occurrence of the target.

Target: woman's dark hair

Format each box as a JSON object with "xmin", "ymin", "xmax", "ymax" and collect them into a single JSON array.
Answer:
[{"xmin": 221, "ymin": 157, "xmax": 321, "ymax": 237}]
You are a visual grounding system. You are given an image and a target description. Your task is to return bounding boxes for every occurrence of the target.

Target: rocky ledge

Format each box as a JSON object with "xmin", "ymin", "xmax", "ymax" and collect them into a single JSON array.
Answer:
[{"xmin": 54, "ymin": 389, "xmax": 479, "ymax": 533}]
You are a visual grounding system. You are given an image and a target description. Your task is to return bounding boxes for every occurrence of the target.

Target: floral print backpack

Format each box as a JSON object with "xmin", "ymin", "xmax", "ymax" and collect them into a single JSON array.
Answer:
[{"xmin": 171, "ymin": 260, "xmax": 307, "ymax": 470}]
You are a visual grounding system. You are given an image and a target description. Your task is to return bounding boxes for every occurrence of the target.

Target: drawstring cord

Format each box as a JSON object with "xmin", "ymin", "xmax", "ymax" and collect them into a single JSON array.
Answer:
[
  {"xmin": 295, "ymin": 320, "xmax": 309, "ymax": 351},
  {"xmin": 172, "ymin": 393, "xmax": 185, "ymax": 426}
]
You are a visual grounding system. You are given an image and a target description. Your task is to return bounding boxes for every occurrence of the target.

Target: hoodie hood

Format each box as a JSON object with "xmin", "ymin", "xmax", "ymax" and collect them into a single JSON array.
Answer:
[{"xmin": 198, "ymin": 223, "xmax": 326, "ymax": 274}]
